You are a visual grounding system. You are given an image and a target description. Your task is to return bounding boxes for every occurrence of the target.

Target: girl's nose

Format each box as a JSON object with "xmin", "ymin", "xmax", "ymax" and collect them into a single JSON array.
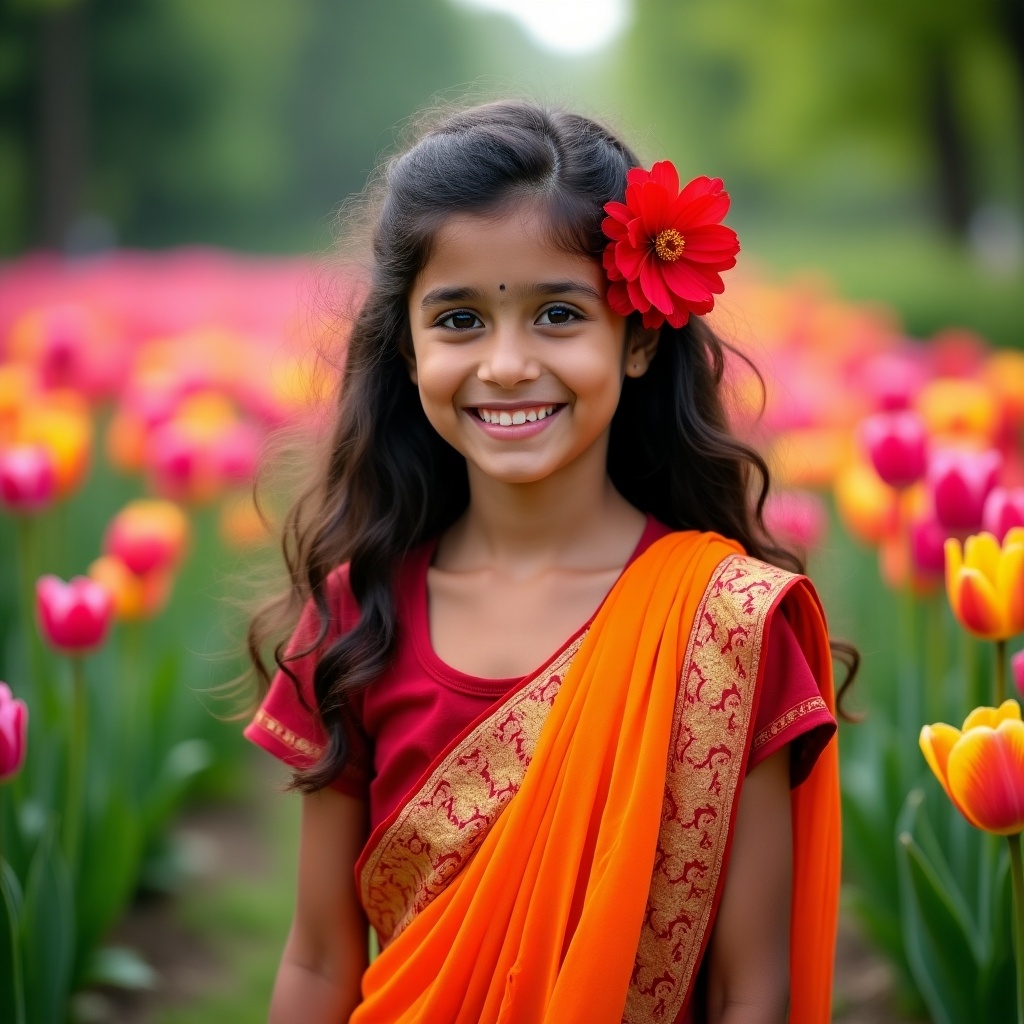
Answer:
[{"xmin": 477, "ymin": 326, "xmax": 540, "ymax": 388}]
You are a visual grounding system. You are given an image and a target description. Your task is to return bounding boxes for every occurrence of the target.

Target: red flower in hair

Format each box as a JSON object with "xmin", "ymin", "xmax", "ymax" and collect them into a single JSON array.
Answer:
[{"xmin": 602, "ymin": 161, "xmax": 740, "ymax": 329}]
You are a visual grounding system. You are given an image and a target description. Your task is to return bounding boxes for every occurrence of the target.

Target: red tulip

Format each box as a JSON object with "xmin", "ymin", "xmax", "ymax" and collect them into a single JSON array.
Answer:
[
  {"xmin": 0, "ymin": 444, "xmax": 57, "ymax": 513},
  {"xmin": 104, "ymin": 499, "xmax": 189, "ymax": 575},
  {"xmin": 0, "ymin": 682, "xmax": 28, "ymax": 781},
  {"xmin": 36, "ymin": 575, "xmax": 114, "ymax": 654},
  {"xmin": 929, "ymin": 448, "xmax": 1002, "ymax": 532},
  {"xmin": 909, "ymin": 512, "xmax": 948, "ymax": 577},
  {"xmin": 1014, "ymin": 650, "xmax": 1024, "ymax": 700},
  {"xmin": 860, "ymin": 410, "xmax": 928, "ymax": 489},
  {"xmin": 763, "ymin": 490, "xmax": 827, "ymax": 551},
  {"xmin": 983, "ymin": 487, "xmax": 1024, "ymax": 542}
]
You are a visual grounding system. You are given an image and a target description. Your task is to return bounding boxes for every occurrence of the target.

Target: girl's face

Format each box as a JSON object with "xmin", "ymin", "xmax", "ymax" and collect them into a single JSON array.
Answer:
[{"xmin": 406, "ymin": 203, "xmax": 655, "ymax": 487}]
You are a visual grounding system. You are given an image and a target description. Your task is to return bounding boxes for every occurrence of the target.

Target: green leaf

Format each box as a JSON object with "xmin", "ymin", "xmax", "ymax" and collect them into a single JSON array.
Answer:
[
  {"xmin": 0, "ymin": 859, "xmax": 26, "ymax": 1024},
  {"xmin": 897, "ymin": 792, "xmax": 981, "ymax": 1024},
  {"xmin": 143, "ymin": 739, "xmax": 213, "ymax": 837},
  {"xmin": 20, "ymin": 824, "xmax": 74, "ymax": 1024},
  {"xmin": 82, "ymin": 945, "xmax": 158, "ymax": 991}
]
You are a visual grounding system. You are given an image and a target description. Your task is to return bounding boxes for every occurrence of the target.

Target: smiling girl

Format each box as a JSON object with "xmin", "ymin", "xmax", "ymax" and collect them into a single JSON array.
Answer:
[{"xmin": 244, "ymin": 101, "xmax": 844, "ymax": 1023}]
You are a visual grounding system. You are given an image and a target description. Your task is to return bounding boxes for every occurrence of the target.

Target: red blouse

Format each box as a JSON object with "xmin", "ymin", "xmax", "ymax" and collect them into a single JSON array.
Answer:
[{"xmin": 245, "ymin": 518, "xmax": 836, "ymax": 832}]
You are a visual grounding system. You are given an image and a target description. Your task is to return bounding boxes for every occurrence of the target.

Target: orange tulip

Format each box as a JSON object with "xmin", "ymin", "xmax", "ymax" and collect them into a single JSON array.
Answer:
[
  {"xmin": 917, "ymin": 377, "xmax": 1000, "ymax": 446},
  {"xmin": 920, "ymin": 700, "xmax": 1024, "ymax": 835},
  {"xmin": 14, "ymin": 398, "xmax": 93, "ymax": 497},
  {"xmin": 834, "ymin": 460, "xmax": 898, "ymax": 546},
  {"xmin": 945, "ymin": 530, "xmax": 1024, "ymax": 640},
  {"xmin": 104, "ymin": 499, "xmax": 189, "ymax": 576},
  {"xmin": 88, "ymin": 555, "xmax": 172, "ymax": 621}
]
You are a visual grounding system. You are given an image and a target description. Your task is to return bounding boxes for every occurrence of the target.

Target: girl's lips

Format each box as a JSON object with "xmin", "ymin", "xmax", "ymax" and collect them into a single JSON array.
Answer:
[{"xmin": 467, "ymin": 403, "xmax": 566, "ymax": 440}]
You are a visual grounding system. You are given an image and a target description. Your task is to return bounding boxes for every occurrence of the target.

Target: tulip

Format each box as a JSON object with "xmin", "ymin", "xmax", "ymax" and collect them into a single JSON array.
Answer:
[
  {"xmin": 36, "ymin": 574, "xmax": 114, "ymax": 654},
  {"xmin": 834, "ymin": 461, "xmax": 898, "ymax": 546},
  {"xmin": 909, "ymin": 512, "xmax": 948, "ymax": 577},
  {"xmin": 920, "ymin": 700, "xmax": 1024, "ymax": 835},
  {"xmin": 103, "ymin": 499, "xmax": 189, "ymax": 576},
  {"xmin": 0, "ymin": 444, "xmax": 57, "ymax": 513},
  {"xmin": 1014, "ymin": 650, "xmax": 1024, "ymax": 700},
  {"xmin": 859, "ymin": 350, "xmax": 929, "ymax": 412},
  {"xmin": 984, "ymin": 488, "xmax": 1024, "ymax": 542},
  {"xmin": 763, "ymin": 490, "xmax": 826, "ymax": 551},
  {"xmin": 14, "ymin": 398, "xmax": 93, "ymax": 498},
  {"xmin": 929, "ymin": 448, "xmax": 1002, "ymax": 532},
  {"xmin": 88, "ymin": 555, "xmax": 171, "ymax": 621},
  {"xmin": 918, "ymin": 377, "xmax": 1000, "ymax": 445},
  {"xmin": 211, "ymin": 421, "xmax": 261, "ymax": 486},
  {"xmin": 945, "ymin": 530, "xmax": 1024, "ymax": 642},
  {"xmin": 861, "ymin": 410, "xmax": 927, "ymax": 488},
  {"xmin": 219, "ymin": 492, "xmax": 271, "ymax": 549},
  {"xmin": 0, "ymin": 682, "xmax": 28, "ymax": 781}
]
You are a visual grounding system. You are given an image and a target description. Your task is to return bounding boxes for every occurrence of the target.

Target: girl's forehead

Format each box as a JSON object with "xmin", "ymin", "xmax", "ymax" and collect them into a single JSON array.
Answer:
[{"xmin": 413, "ymin": 206, "xmax": 600, "ymax": 295}]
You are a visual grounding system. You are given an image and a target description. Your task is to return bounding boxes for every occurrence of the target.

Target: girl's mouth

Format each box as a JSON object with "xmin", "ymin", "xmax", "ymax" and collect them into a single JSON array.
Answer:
[{"xmin": 473, "ymin": 404, "xmax": 560, "ymax": 426}]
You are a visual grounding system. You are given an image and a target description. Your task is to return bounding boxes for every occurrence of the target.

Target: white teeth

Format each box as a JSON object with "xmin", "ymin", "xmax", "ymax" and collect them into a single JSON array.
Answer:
[{"xmin": 478, "ymin": 405, "xmax": 556, "ymax": 425}]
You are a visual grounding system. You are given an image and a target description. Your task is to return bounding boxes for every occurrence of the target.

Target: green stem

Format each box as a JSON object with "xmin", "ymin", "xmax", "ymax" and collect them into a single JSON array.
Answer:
[
  {"xmin": 16, "ymin": 517, "xmax": 58, "ymax": 729},
  {"xmin": 1008, "ymin": 832, "xmax": 1024, "ymax": 1024},
  {"xmin": 997, "ymin": 639, "xmax": 1008, "ymax": 706},
  {"xmin": 63, "ymin": 657, "xmax": 88, "ymax": 876}
]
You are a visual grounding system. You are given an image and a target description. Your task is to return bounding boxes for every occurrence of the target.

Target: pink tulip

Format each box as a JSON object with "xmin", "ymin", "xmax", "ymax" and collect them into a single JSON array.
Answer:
[
  {"xmin": 860, "ymin": 350, "xmax": 929, "ymax": 412},
  {"xmin": 1014, "ymin": 651, "xmax": 1024, "ymax": 699},
  {"xmin": 861, "ymin": 411, "xmax": 928, "ymax": 489},
  {"xmin": 36, "ymin": 575, "xmax": 114, "ymax": 654},
  {"xmin": 0, "ymin": 682, "xmax": 28, "ymax": 781},
  {"xmin": 104, "ymin": 499, "xmax": 189, "ymax": 576},
  {"xmin": 211, "ymin": 422, "xmax": 261, "ymax": 486},
  {"xmin": 909, "ymin": 513, "xmax": 948, "ymax": 576},
  {"xmin": 763, "ymin": 490, "xmax": 827, "ymax": 551},
  {"xmin": 983, "ymin": 487, "xmax": 1024, "ymax": 542},
  {"xmin": 929, "ymin": 448, "xmax": 1003, "ymax": 532},
  {"xmin": 0, "ymin": 444, "xmax": 57, "ymax": 513}
]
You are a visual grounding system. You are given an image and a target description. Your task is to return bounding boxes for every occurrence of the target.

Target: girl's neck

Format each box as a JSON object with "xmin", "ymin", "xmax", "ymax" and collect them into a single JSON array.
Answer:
[{"xmin": 438, "ymin": 445, "xmax": 646, "ymax": 577}]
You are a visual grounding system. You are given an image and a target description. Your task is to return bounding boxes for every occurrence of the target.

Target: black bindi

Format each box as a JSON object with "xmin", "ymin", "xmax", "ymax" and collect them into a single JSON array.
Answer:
[{"xmin": 499, "ymin": 283, "xmax": 506, "ymax": 291}]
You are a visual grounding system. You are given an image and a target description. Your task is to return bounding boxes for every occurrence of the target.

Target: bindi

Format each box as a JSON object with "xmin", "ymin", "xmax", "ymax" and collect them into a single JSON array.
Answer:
[{"xmin": 499, "ymin": 283, "xmax": 505, "ymax": 291}]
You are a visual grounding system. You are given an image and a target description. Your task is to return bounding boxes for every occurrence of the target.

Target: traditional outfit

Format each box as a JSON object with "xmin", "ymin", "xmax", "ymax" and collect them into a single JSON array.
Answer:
[{"xmin": 246, "ymin": 521, "xmax": 839, "ymax": 1023}]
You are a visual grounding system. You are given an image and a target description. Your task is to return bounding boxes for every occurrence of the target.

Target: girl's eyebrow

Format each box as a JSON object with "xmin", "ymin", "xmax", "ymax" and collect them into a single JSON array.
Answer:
[{"xmin": 419, "ymin": 281, "xmax": 602, "ymax": 309}]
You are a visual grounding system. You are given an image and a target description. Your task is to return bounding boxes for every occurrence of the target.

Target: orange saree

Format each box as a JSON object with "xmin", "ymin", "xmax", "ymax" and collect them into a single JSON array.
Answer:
[{"xmin": 352, "ymin": 531, "xmax": 840, "ymax": 1023}]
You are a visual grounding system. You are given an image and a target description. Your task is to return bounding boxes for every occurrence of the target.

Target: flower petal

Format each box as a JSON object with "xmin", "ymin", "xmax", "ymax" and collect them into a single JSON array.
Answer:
[
  {"xmin": 639, "ymin": 261, "xmax": 676, "ymax": 316},
  {"xmin": 614, "ymin": 239, "xmax": 647, "ymax": 280},
  {"xmin": 626, "ymin": 275, "xmax": 651, "ymax": 314},
  {"xmin": 606, "ymin": 280, "xmax": 633, "ymax": 318},
  {"xmin": 603, "ymin": 202, "xmax": 633, "ymax": 227},
  {"xmin": 660, "ymin": 259, "xmax": 715, "ymax": 303},
  {"xmin": 920, "ymin": 722, "xmax": 963, "ymax": 804},
  {"xmin": 674, "ymin": 191, "xmax": 731, "ymax": 230},
  {"xmin": 964, "ymin": 531, "xmax": 1001, "ymax": 583},
  {"xmin": 963, "ymin": 699, "xmax": 1022, "ymax": 732},
  {"xmin": 955, "ymin": 567, "xmax": 1007, "ymax": 638},
  {"xmin": 997, "ymin": 540, "xmax": 1024, "ymax": 635},
  {"xmin": 947, "ymin": 719, "xmax": 1024, "ymax": 834},
  {"xmin": 649, "ymin": 160, "xmax": 680, "ymax": 195},
  {"xmin": 638, "ymin": 181, "xmax": 672, "ymax": 238}
]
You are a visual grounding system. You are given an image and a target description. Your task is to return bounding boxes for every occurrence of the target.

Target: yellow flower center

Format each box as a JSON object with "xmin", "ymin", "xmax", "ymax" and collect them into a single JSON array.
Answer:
[{"xmin": 654, "ymin": 228, "xmax": 685, "ymax": 262}]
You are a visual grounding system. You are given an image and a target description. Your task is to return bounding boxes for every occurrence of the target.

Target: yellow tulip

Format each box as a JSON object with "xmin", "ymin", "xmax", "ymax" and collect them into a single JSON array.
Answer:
[
  {"xmin": 945, "ymin": 530, "xmax": 1024, "ymax": 640},
  {"xmin": 833, "ymin": 460, "xmax": 897, "ymax": 547},
  {"xmin": 920, "ymin": 700, "xmax": 1024, "ymax": 835},
  {"xmin": 918, "ymin": 377, "xmax": 1000, "ymax": 446}
]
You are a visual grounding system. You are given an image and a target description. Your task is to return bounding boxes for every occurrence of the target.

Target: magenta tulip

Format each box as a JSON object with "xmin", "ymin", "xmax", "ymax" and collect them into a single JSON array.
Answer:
[
  {"xmin": 212, "ymin": 422, "xmax": 261, "ymax": 486},
  {"xmin": 860, "ymin": 410, "xmax": 928, "ymax": 489},
  {"xmin": 763, "ymin": 490, "xmax": 827, "ymax": 551},
  {"xmin": 36, "ymin": 575, "xmax": 114, "ymax": 653},
  {"xmin": 929, "ymin": 448, "xmax": 1003, "ymax": 532},
  {"xmin": 0, "ymin": 682, "xmax": 28, "ymax": 781},
  {"xmin": 910, "ymin": 513, "xmax": 948, "ymax": 576},
  {"xmin": 1014, "ymin": 650, "xmax": 1024, "ymax": 700},
  {"xmin": 0, "ymin": 444, "xmax": 57, "ymax": 513},
  {"xmin": 983, "ymin": 487, "xmax": 1024, "ymax": 542}
]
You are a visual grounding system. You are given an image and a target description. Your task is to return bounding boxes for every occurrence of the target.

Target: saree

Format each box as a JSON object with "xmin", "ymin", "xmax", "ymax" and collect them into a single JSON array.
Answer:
[{"xmin": 352, "ymin": 530, "xmax": 840, "ymax": 1023}]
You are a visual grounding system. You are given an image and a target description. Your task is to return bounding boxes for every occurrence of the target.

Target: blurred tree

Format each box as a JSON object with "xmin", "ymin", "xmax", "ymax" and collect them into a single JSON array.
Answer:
[{"xmin": 619, "ymin": 0, "xmax": 1024, "ymax": 239}]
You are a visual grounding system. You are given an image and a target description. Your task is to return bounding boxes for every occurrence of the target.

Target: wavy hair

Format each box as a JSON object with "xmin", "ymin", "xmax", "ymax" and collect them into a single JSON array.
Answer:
[{"xmin": 247, "ymin": 100, "xmax": 858, "ymax": 792}]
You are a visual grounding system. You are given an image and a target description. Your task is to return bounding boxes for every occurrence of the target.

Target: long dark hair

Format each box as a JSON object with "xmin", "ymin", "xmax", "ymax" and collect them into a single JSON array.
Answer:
[{"xmin": 248, "ymin": 100, "xmax": 858, "ymax": 792}]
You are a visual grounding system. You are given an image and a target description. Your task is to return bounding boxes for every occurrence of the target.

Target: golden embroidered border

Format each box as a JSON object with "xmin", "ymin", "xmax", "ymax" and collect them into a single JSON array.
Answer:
[
  {"xmin": 359, "ymin": 634, "xmax": 586, "ymax": 947},
  {"xmin": 751, "ymin": 696, "xmax": 828, "ymax": 753},
  {"xmin": 253, "ymin": 707, "xmax": 324, "ymax": 759},
  {"xmin": 624, "ymin": 554, "xmax": 796, "ymax": 1023}
]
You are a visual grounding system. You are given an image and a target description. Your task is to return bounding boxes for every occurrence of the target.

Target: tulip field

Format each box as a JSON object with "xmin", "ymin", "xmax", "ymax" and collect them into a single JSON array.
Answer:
[{"xmin": 2, "ymin": 250, "xmax": 1024, "ymax": 1022}]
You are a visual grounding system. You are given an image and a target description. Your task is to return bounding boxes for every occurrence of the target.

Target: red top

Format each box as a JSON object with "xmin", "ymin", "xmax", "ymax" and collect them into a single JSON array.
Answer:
[{"xmin": 245, "ymin": 518, "xmax": 836, "ymax": 832}]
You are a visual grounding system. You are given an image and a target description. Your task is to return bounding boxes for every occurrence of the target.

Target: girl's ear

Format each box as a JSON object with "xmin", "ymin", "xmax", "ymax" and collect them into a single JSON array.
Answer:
[
  {"xmin": 399, "ymin": 330, "xmax": 418, "ymax": 385},
  {"xmin": 625, "ymin": 326, "xmax": 660, "ymax": 378}
]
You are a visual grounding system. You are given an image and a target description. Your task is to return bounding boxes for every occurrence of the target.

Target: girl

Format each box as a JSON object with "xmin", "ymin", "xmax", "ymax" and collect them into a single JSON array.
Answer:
[{"xmin": 244, "ymin": 101, "xmax": 844, "ymax": 1024}]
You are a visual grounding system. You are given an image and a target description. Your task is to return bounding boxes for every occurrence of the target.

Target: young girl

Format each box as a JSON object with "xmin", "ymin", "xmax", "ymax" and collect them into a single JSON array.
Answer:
[{"xmin": 244, "ymin": 100, "xmax": 843, "ymax": 1024}]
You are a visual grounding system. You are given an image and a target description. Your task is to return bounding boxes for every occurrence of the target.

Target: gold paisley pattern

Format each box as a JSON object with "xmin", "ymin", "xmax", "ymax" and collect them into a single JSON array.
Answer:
[
  {"xmin": 359, "ymin": 634, "xmax": 587, "ymax": 947},
  {"xmin": 624, "ymin": 553, "xmax": 796, "ymax": 1023}
]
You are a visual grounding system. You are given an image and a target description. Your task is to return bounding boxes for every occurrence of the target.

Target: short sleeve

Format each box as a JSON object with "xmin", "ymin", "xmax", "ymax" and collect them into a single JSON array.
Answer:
[
  {"xmin": 747, "ymin": 605, "xmax": 836, "ymax": 788},
  {"xmin": 243, "ymin": 567, "xmax": 372, "ymax": 799}
]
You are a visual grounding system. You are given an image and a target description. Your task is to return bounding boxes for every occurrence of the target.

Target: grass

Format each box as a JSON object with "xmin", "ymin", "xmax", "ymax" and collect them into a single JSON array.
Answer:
[{"xmin": 154, "ymin": 768, "xmax": 299, "ymax": 1024}]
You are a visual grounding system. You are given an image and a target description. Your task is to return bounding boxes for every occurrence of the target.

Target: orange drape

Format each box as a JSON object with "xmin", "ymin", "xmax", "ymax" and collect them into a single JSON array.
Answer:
[{"xmin": 352, "ymin": 531, "xmax": 839, "ymax": 1023}]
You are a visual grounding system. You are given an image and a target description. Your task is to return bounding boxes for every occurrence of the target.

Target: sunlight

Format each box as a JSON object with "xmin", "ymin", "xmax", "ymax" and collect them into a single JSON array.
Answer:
[{"xmin": 452, "ymin": 0, "xmax": 631, "ymax": 55}]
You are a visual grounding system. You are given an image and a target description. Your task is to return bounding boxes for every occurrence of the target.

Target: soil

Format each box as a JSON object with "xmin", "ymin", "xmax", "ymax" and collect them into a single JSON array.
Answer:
[{"xmin": 79, "ymin": 800, "xmax": 926, "ymax": 1024}]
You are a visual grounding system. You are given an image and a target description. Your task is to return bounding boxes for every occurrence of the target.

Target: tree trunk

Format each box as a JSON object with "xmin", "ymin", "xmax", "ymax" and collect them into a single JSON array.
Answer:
[
  {"xmin": 38, "ymin": 2, "xmax": 87, "ymax": 250},
  {"xmin": 926, "ymin": 50, "xmax": 972, "ymax": 239}
]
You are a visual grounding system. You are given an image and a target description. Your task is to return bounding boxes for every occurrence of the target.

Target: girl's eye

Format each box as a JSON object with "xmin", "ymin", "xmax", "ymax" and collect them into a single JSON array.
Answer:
[
  {"xmin": 536, "ymin": 304, "xmax": 582, "ymax": 326},
  {"xmin": 437, "ymin": 310, "xmax": 483, "ymax": 330}
]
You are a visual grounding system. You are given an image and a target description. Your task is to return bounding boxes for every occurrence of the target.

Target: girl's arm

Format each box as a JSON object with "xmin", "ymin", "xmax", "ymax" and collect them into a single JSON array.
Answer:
[
  {"xmin": 704, "ymin": 746, "xmax": 792, "ymax": 1024},
  {"xmin": 270, "ymin": 787, "xmax": 370, "ymax": 1024}
]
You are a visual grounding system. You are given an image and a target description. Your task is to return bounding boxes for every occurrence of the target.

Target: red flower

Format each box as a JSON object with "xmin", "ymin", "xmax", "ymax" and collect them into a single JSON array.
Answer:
[{"xmin": 602, "ymin": 161, "xmax": 739, "ymax": 329}]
